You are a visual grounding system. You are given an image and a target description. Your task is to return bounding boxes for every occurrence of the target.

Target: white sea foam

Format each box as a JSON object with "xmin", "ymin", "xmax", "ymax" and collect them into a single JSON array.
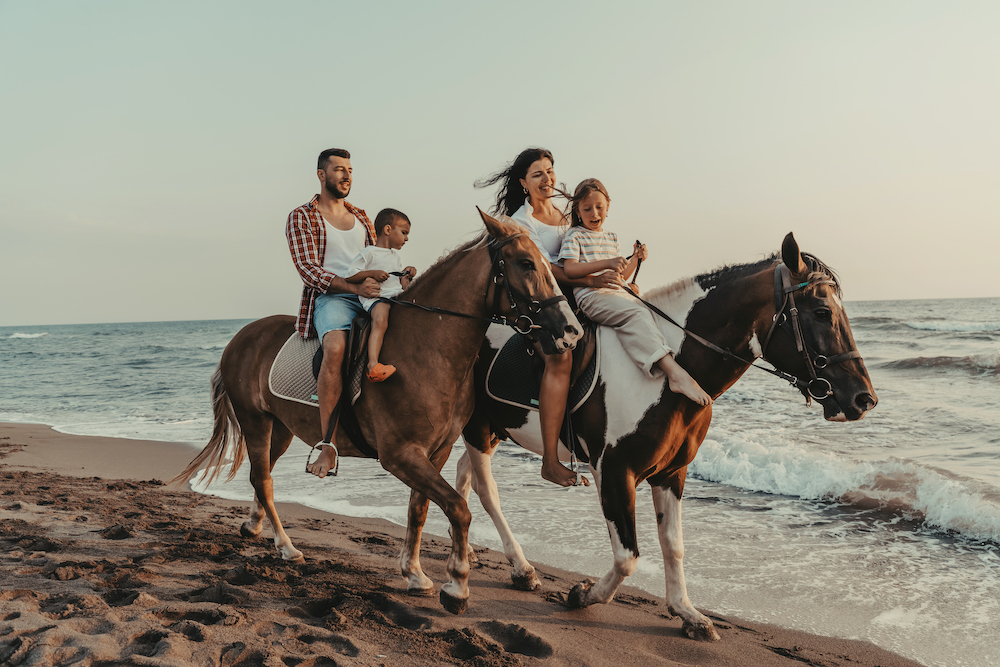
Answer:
[
  {"xmin": 689, "ymin": 436, "xmax": 1000, "ymax": 543},
  {"xmin": 9, "ymin": 332, "xmax": 48, "ymax": 338}
]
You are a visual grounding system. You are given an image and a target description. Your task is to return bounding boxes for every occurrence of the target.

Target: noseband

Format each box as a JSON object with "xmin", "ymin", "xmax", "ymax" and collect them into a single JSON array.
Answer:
[{"xmin": 760, "ymin": 263, "xmax": 861, "ymax": 400}]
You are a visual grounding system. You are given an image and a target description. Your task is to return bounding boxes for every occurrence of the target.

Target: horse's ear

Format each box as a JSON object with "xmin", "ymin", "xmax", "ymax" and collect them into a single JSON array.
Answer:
[
  {"xmin": 781, "ymin": 232, "xmax": 806, "ymax": 276},
  {"xmin": 478, "ymin": 207, "xmax": 518, "ymax": 242}
]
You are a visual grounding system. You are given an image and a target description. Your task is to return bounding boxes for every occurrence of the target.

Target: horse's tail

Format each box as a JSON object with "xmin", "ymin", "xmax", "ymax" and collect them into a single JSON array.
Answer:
[{"xmin": 171, "ymin": 365, "xmax": 247, "ymax": 487}]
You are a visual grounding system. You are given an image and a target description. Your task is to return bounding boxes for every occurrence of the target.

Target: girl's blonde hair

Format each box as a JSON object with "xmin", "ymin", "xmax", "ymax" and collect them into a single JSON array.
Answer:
[{"xmin": 569, "ymin": 178, "xmax": 611, "ymax": 227}]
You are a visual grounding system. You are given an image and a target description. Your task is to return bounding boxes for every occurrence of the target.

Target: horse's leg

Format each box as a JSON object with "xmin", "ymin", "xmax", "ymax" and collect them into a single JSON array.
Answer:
[
  {"xmin": 567, "ymin": 463, "xmax": 640, "ymax": 608},
  {"xmin": 241, "ymin": 419, "xmax": 293, "ymax": 539},
  {"xmin": 238, "ymin": 411, "xmax": 303, "ymax": 562},
  {"xmin": 650, "ymin": 469, "xmax": 719, "ymax": 641},
  {"xmin": 399, "ymin": 488, "xmax": 435, "ymax": 594},
  {"xmin": 459, "ymin": 435, "xmax": 539, "ymax": 591},
  {"xmin": 382, "ymin": 447, "xmax": 472, "ymax": 615}
]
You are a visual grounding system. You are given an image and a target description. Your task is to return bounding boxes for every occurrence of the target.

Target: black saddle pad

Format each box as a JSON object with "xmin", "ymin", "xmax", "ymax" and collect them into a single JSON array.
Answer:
[{"xmin": 485, "ymin": 331, "xmax": 599, "ymax": 414}]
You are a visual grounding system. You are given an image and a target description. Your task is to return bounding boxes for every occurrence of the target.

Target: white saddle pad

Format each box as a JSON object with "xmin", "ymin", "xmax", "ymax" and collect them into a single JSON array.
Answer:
[{"xmin": 268, "ymin": 334, "xmax": 321, "ymax": 407}]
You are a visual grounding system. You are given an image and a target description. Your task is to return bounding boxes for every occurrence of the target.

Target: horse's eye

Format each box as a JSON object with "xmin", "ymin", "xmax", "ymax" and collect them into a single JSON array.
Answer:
[
  {"xmin": 814, "ymin": 308, "xmax": 832, "ymax": 321},
  {"xmin": 519, "ymin": 259, "xmax": 535, "ymax": 271}
]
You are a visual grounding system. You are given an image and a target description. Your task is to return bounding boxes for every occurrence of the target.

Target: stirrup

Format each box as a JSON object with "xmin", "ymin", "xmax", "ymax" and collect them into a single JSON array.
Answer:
[{"xmin": 305, "ymin": 442, "xmax": 339, "ymax": 477}]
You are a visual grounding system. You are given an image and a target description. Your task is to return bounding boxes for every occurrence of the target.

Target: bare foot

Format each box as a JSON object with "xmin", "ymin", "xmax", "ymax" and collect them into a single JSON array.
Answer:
[
  {"xmin": 306, "ymin": 444, "xmax": 338, "ymax": 478},
  {"xmin": 659, "ymin": 355, "xmax": 713, "ymax": 406},
  {"xmin": 667, "ymin": 372, "xmax": 713, "ymax": 406},
  {"xmin": 542, "ymin": 458, "xmax": 590, "ymax": 487}
]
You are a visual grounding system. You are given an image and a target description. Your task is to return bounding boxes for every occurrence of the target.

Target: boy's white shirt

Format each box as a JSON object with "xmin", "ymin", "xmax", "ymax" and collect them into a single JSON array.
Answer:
[{"xmin": 348, "ymin": 246, "xmax": 406, "ymax": 311}]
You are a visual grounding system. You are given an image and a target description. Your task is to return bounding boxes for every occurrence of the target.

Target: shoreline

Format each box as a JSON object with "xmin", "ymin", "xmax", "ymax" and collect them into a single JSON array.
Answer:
[{"xmin": 0, "ymin": 422, "xmax": 924, "ymax": 666}]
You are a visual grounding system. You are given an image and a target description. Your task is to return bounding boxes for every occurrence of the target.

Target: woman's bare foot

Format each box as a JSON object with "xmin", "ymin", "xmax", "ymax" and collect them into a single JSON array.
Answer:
[
  {"xmin": 660, "ymin": 356, "xmax": 713, "ymax": 406},
  {"xmin": 542, "ymin": 458, "xmax": 590, "ymax": 487},
  {"xmin": 306, "ymin": 444, "xmax": 338, "ymax": 478}
]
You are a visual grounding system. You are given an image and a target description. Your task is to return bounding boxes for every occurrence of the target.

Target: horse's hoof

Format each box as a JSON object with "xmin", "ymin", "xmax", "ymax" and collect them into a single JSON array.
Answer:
[
  {"xmin": 566, "ymin": 579, "xmax": 595, "ymax": 609},
  {"xmin": 511, "ymin": 572, "xmax": 540, "ymax": 591},
  {"xmin": 439, "ymin": 589, "xmax": 468, "ymax": 615},
  {"xmin": 682, "ymin": 619, "xmax": 721, "ymax": 642},
  {"xmin": 406, "ymin": 585, "xmax": 435, "ymax": 597},
  {"xmin": 239, "ymin": 523, "xmax": 261, "ymax": 538},
  {"xmin": 285, "ymin": 554, "xmax": 306, "ymax": 564}
]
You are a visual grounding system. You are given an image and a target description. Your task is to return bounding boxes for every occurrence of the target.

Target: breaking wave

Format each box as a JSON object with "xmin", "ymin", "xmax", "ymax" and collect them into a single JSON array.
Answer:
[
  {"xmin": 690, "ymin": 436, "xmax": 1000, "ymax": 544},
  {"xmin": 905, "ymin": 321, "xmax": 1000, "ymax": 333},
  {"xmin": 9, "ymin": 332, "xmax": 48, "ymax": 339}
]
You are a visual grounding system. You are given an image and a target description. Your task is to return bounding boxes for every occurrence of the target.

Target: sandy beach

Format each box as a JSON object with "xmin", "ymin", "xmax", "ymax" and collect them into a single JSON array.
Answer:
[{"xmin": 0, "ymin": 423, "xmax": 924, "ymax": 667}]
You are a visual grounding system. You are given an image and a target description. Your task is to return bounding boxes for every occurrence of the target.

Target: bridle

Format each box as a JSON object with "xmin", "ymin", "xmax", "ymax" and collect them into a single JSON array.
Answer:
[
  {"xmin": 760, "ymin": 263, "xmax": 862, "ymax": 400},
  {"xmin": 386, "ymin": 232, "xmax": 567, "ymax": 335},
  {"xmin": 622, "ymin": 261, "xmax": 862, "ymax": 401}
]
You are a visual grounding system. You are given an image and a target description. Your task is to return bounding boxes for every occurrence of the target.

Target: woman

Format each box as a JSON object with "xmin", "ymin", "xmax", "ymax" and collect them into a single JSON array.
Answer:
[{"xmin": 476, "ymin": 148, "xmax": 617, "ymax": 487}]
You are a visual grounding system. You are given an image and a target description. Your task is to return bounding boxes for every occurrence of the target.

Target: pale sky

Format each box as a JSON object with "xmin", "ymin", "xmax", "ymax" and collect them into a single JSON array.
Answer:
[{"xmin": 2, "ymin": 1, "xmax": 998, "ymax": 327}]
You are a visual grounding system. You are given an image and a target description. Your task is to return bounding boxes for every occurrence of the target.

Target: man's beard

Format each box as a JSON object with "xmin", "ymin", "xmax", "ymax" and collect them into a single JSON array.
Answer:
[{"xmin": 324, "ymin": 176, "xmax": 351, "ymax": 200}]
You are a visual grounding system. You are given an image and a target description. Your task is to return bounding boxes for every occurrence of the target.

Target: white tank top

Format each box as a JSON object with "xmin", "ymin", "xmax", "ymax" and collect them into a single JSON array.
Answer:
[{"xmin": 322, "ymin": 216, "xmax": 367, "ymax": 277}]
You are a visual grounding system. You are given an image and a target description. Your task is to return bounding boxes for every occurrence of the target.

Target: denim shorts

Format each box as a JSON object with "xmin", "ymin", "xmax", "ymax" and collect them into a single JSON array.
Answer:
[{"xmin": 314, "ymin": 293, "xmax": 365, "ymax": 338}]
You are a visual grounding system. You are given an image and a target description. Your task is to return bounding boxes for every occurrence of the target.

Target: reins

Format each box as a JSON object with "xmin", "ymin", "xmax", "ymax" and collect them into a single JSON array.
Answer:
[{"xmin": 622, "ymin": 262, "xmax": 861, "ymax": 400}]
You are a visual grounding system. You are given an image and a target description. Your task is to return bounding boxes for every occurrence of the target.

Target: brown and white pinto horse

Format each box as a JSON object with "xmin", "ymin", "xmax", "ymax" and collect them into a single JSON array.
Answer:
[
  {"xmin": 455, "ymin": 233, "xmax": 877, "ymax": 639},
  {"xmin": 174, "ymin": 211, "xmax": 581, "ymax": 614}
]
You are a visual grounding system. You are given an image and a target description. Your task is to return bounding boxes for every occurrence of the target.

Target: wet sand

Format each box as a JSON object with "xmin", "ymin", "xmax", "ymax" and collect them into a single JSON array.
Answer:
[{"xmin": 0, "ymin": 423, "xmax": 924, "ymax": 666}]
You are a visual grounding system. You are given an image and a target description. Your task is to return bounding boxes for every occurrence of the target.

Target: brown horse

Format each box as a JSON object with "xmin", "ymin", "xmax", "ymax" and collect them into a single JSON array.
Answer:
[
  {"xmin": 173, "ymin": 211, "xmax": 582, "ymax": 614},
  {"xmin": 453, "ymin": 233, "xmax": 877, "ymax": 639}
]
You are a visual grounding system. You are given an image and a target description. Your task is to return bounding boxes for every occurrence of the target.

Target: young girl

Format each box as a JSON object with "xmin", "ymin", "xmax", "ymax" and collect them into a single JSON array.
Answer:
[
  {"xmin": 346, "ymin": 208, "xmax": 417, "ymax": 382},
  {"xmin": 558, "ymin": 179, "xmax": 712, "ymax": 406}
]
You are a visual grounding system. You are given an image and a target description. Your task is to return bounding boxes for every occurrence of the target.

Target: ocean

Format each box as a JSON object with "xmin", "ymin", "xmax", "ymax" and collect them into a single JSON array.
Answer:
[{"xmin": 2, "ymin": 297, "xmax": 998, "ymax": 667}]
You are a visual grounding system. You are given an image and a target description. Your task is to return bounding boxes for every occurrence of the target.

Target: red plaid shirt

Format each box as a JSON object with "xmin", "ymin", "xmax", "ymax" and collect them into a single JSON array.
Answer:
[{"xmin": 286, "ymin": 195, "xmax": 377, "ymax": 338}]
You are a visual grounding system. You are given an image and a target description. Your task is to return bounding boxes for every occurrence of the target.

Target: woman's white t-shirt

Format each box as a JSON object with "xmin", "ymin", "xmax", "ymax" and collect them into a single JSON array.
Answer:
[{"xmin": 509, "ymin": 198, "xmax": 568, "ymax": 264}]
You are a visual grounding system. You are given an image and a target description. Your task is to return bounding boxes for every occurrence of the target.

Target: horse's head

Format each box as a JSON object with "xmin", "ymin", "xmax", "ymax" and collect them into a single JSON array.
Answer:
[
  {"xmin": 763, "ymin": 233, "xmax": 878, "ymax": 422},
  {"xmin": 478, "ymin": 208, "xmax": 582, "ymax": 354}
]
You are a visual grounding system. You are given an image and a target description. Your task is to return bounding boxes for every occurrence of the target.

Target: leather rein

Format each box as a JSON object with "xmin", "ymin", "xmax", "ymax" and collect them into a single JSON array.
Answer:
[
  {"xmin": 386, "ymin": 233, "xmax": 567, "ymax": 335},
  {"xmin": 622, "ymin": 262, "xmax": 861, "ymax": 401}
]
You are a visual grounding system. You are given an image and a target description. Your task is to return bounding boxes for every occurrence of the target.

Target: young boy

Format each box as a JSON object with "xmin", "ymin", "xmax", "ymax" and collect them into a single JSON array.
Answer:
[{"xmin": 346, "ymin": 208, "xmax": 416, "ymax": 382}]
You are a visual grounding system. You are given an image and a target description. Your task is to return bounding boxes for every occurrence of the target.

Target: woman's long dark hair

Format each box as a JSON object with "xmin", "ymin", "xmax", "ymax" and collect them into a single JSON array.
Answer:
[{"xmin": 474, "ymin": 147, "xmax": 555, "ymax": 217}]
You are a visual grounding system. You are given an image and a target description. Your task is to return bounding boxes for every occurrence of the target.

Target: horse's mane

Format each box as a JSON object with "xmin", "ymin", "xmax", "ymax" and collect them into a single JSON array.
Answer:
[
  {"xmin": 642, "ymin": 251, "xmax": 842, "ymax": 310},
  {"xmin": 403, "ymin": 232, "xmax": 488, "ymax": 292}
]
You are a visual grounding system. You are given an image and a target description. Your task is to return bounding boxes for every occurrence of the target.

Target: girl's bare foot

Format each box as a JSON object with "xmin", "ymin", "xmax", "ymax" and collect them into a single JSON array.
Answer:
[
  {"xmin": 660, "ymin": 355, "xmax": 713, "ymax": 406},
  {"xmin": 306, "ymin": 444, "xmax": 338, "ymax": 478},
  {"xmin": 542, "ymin": 458, "xmax": 590, "ymax": 487}
]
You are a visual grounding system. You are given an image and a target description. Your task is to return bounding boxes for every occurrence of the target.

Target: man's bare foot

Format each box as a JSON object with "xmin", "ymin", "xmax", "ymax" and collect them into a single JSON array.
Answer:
[
  {"xmin": 542, "ymin": 458, "xmax": 590, "ymax": 487},
  {"xmin": 306, "ymin": 444, "xmax": 338, "ymax": 478}
]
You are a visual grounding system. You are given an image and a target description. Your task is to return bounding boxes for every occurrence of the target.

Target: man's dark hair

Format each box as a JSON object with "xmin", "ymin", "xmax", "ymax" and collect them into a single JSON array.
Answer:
[
  {"xmin": 318, "ymin": 148, "xmax": 351, "ymax": 170},
  {"xmin": 374, "ymin": 208, "xmax": 410, "ymax": 235}
]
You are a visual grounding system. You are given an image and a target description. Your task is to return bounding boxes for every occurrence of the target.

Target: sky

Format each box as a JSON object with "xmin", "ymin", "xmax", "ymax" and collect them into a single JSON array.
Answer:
[{"xmin": 2, "ymin": 1, "xmax": 998, "ymax": 327}]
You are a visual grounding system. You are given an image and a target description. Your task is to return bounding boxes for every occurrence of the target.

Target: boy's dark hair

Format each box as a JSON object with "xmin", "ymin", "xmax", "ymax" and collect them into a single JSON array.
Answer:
[
  {"xmin": 318, "ymin": 148, "xmax": 351, "ymax": 170},
  {"xmin": 569, "ymin": 178, "xmax": 611, "ymax": 227},
  {"xmin": 374, "ymin": 208, "xmax": 410, "ymax": 235}
]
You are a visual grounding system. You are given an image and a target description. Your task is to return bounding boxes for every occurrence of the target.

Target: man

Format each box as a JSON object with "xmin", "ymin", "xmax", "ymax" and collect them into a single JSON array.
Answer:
[{"xmin": 286, "ymin": 148, "xmax": 380, "ymax": 478}]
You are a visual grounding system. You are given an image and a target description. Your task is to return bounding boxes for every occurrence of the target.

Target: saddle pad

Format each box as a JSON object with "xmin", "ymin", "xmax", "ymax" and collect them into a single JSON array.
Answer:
[
  {"xmin": 269, "ymin": 334, "xmax": 322, "ymax": 407},
  {"xmin": 269, "ymin": 327, "xmax": 370, "ymax": 408},
  {"xmin": 485, "ymin": 332, "xmax": 600, "ymax": 414}
]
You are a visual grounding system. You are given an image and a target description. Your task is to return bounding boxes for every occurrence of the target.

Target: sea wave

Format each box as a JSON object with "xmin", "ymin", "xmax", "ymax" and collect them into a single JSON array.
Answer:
[
  {"xmin": 8, "ymin": 333, "xmax": 48, "ymax": 339},
  {"xmin": 690, "ymin": 437, "xmax": 1000, "ymax": 543},
  {"xmin": 905, "ymin": 321, "xmax": 1000, "ymax": 333},
  {"xmin": 878, "ymin": 352, "xmax": 1000, "ymax": 375}
]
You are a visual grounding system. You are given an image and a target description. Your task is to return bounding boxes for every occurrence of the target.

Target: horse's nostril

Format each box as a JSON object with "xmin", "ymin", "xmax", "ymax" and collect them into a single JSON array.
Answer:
[
  {"xmin": 565, "ymin": 325, "xmax": 579, "ymax": 337},
  {"xmin": 856, "ymin": 392, "xmax": 876, "ymax": 411}
]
